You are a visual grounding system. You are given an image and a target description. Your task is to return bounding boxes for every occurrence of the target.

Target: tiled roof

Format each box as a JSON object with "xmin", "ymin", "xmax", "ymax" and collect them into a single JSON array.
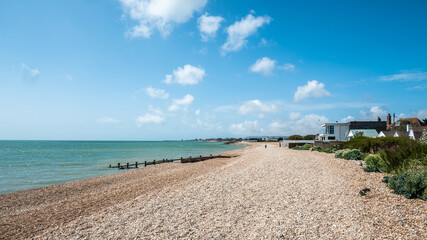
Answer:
[
  {"xmin": 379, "ymin": 131, "xmax": 394, "ymax": 137},
  {"xmin": 394, "ymin": 131, "xmax": 410, "ymax": 138}
]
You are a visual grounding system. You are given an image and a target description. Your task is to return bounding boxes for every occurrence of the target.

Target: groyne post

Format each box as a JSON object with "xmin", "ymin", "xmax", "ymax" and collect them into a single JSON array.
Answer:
[{"xmin": 135, "ymin": 162, "xmax": 138, "ymax": 168}]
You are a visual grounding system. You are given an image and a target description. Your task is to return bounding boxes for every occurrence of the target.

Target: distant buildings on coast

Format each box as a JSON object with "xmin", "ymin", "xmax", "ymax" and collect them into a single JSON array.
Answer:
[{"xmin": 318, "ymin": 113, "xmax": 427, "ymax": 142}]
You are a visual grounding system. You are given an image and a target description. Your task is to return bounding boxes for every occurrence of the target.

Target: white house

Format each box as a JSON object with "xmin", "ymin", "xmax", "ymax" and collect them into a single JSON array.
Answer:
[{"xmin": 319, "ymin": 122, "xmax": 349, "ymax": 141}]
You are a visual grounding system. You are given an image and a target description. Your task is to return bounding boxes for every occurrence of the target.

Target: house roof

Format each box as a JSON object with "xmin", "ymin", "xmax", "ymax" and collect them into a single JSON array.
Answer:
[
  {"xmin": 412, "ymin": 126, "xmax": 427, "ymax": 132},
  {"xmin": 394, "ymin": 131, "xmax": 410, "ymax": 138},
  {"xmin": 349, "ymin": 129, "xmax": 378, "ymax": 137},
  {"xmin": 379, "ymin": 131, "xmax": 394, "ymax": 137},
  {"xmin": 388, "ymin": 118, "xmax": 424, "ymax": 130},
  {"xmin": 321, "ymin": 123, "xmax": 349, "ymax": 127}
]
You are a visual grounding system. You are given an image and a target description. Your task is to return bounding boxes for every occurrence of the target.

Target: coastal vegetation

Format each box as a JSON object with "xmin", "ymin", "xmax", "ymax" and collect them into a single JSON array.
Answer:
[
  {"xmin": 291, "ymin": 136, "xmax": 427, "ymax": 201},
  {"xmin": 287, "ymin": 134, "xmax": 315, "ymax": 140}
]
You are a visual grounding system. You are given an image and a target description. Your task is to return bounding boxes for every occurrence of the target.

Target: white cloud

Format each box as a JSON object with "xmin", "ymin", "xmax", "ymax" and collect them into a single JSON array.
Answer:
[
  {"xmin": 294, "ymin": 80, "xmax": 330, "ymax": 102},
  {"xmin": 97, "ymin": 117, "xmax": 120, "ymax": 124},
  {"xmin": 136, "ymin": 105, "xmax": 165, "ymax": 126},
  {"xmin": 168, "ymin": 94, "xmax": 194, "ymax": 111},
  {"xmin": 416, "ymin": 109, "xmax": 427, "ymax": 119},
  {"xmin": 237, "ymin": 100, "xmax": 278, "ymax": 116},
  {"xmin": 249, "ymin": 57, "xmax": 276, "ymax": 75},
  {"xmin": 64, "ymin": 74, "xmax": 73, "ymax": 82},
  {"xmin": 229, "ymin": 120, "xmax": 264, "ymax": 135},
  {"xmin": 278, "ymin": 63, "xmax": 295, "ymax": 72},
  {"xmin": 197, "ymin": 13, "xmax": 224, "ymax": 41},
  {"xmin": 195, "ymin": 109, "xmax": 200, "ymax": 115},
  {"xmin": 360, "ymin": 106, "xmax": 387, "ymax": 120},
  {"xmin": 379, "ymin": 71, "xmax": 427, "ymax": 82},
  {"xmin": 136, "ymin": 113, "xmax": 165, "ymax": 126},
  {"xmin": 163, "ymin": 64, "xmax": 205, "ymax": 85},
  {"xmin": 21, "ymin": 64, "xmax": 40, "ymax": 79},
  {"xmin": 269, "ymin": 112, "xmax": 329, "ymax": 136},
  {"xmin": 341, "ymin": 115, "xmax": 355, "ymax": 123},
  {"xmin": 221, "ymin": 13, "xmax": 271, "ymax": 54},
  {"xmin": 144, "ymin": 87, "xmax": 169, "ymax": 99},
  {"xmin": 119, "ymin": 0, "xmax": 207, "ymax": 38}
]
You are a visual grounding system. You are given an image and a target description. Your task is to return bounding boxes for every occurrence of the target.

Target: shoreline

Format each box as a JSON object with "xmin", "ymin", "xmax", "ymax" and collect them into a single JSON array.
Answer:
[
  {"xmin": 2, "ymin": 142, "xmax": 426, "ymax": 239},
  {"xmin": 0, "ymin": 141, "xmax": 246, "ymax": 195},
  {"xmin": 0, "ymin": 144, "xmax": 252, "ymax": 239}
]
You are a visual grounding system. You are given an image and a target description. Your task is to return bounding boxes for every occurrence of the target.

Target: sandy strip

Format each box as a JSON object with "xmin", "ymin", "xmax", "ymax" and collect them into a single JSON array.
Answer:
[{"xmin": 1, "ymin": 142, "xmax": 426, "ymax": 239}]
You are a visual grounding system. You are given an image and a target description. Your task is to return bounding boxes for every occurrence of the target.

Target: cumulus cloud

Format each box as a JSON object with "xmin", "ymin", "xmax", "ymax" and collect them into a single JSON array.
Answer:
[
  {"xmin": 163, "ymin": 64, "xmax": 205, "ymax": 85},
  {"xmin": 415, "ymin": 109, "xmax": 427, "ymax": 119},
  {"xmin": 21, "ymin": 64, "xmax": 40, "ymax": 79},
  {"xmin": 221, "ymin": 13, "xmax": 271, "ymax": 54},
  {"xmin": 360, "ymin": 106, "xmax": 387, "ymax": 120},
  {"xmin": 341, "ymin": 115, "xmax": 355, "ymax": 123},
  {"xmin": 229, "ymin": 120, "xmax": 264, "ymax": 135},
  {"xmin": 379, "ymin": 71, "xmax": 427, "ymax": 82},
  {"xmin": 97, "ymin": 117, "xmax": 120, "ymax": 123},
  {"xmin": 197, "ymin": 13, "xmax": 224, "ymax": 41},
  {"xmin": 249, "ymin": 57, "xmax": 276, "ymax": 75},
  {"xmin": 119, "ymin": 0, "xmax": 207, "ymax": 38},
  {"xmin": 269, "ymin": 112, "xmax": 329, "ymax": 136},
  {"xmin": 168, "ymin": 94, "xmax": 194, "ymax": 111},
  {"xmin": 237, "ymin": 100, "xmax": 278, "ymax": 116},
  {"xmin": 278, "ymin": 63, "xmax": 295, "ymax": 72},
  {"xmin": 136, "ymin": 105, "xmax": 165, "ymax": 126},
  {"xmin": 144, "ymin": 87, "xmax": 169, "ymax": 99},
  {"xmin": 294, "ymin": 80, "xmax": 330, "ymax": 102}
]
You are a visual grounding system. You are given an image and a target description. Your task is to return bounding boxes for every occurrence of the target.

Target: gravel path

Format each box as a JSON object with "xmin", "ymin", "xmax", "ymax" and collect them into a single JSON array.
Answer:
[{"xmin": 1, "ymin": 143, "xmax": 426, "ymax": 239}]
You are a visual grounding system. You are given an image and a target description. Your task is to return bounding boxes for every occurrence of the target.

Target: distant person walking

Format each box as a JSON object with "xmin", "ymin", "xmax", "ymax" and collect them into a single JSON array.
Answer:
[{"xmin": 265, "ymin": 144, "xmax": 267, "ymax": 149}]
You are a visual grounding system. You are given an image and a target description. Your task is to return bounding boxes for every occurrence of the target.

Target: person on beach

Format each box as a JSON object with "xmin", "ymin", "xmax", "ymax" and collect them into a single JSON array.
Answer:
[{"xmin": 265, "ymin": 144, "xmax": 267, "ymax": 149}]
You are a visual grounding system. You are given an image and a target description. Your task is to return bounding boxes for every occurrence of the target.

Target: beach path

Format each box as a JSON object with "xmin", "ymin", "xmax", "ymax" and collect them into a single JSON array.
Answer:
[{"xmin": 1, "ymin": 143, "xmax": 426, "ymax": 239}]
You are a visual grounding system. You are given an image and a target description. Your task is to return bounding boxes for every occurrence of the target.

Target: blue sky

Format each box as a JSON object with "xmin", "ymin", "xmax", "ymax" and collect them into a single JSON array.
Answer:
[{"xmin": 1, "ymin": 0, "xmax": 427, "ymax": 140}]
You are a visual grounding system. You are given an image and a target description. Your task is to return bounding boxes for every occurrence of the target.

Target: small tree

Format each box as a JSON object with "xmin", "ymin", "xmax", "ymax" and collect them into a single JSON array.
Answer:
[
  {"xmin": 277, "ymin": 137, "xmax": 284, "ymax": 142},
  {"xmin": 303, "ymin": 134, "xmax": 316, "ymax": 140},
  {"xmin": 422, "ymin": 118, "xmax": 427, "ymax": 125},
  {"xmin": 288, "ymin": 135, "xmax": 304, "ymax": 140}
]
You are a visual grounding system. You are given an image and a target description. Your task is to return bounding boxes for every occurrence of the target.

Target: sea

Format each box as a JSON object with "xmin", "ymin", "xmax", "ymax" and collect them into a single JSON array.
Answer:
[{"xmin": 0, "ymin": 140, "xmax": 245, "ymax": 194}]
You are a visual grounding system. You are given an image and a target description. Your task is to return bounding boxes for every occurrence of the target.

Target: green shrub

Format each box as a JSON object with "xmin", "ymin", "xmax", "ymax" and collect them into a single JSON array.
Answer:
[
  {"xmin": 364, "ymin": 154, "xmax": 387, "ymax": 172},
  {"xmin": 364, "ymin": 165, "xmax": 379, "ymax": 172},
  {"xmin": 322, "ymin": 148, "xmax": 334, "ymax": 153},
  {"xmin": 288, "ymin": 135, "xmax": 304, "ymax": 140},
  {"xmin": 378, "ymin": 143, "xmax": 426, "ymax": 173},
  {"xmin": 388, "ymin": 168, "xmax": 427, "ymax": 200},
  {"xmin": 343, "ymin": 149, "xmax": 363, "ymax": 160},
  {"xmin": 340, "ymin": 137, "xmax": 425, "ymax": 154},
  {"xmin": 335, "ymin": 149, "xmax": 350, "ymax": 158},
  {"xmin": 311, "ymin": 146, "xmax": 323, "ymax": 152},
  {"xmin": 293, "ymin": 144, "xmax": 311, "ymax": 150}
]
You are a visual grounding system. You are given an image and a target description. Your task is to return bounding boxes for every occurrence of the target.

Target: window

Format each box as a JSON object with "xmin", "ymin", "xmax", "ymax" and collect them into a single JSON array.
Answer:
[
  {"xmin": 328, "ymin": 136, "xmax": 336, "ymax": 140},
  {"xmin": 329, "ymin": 126, "xmax": 334, "ymax": 134}
]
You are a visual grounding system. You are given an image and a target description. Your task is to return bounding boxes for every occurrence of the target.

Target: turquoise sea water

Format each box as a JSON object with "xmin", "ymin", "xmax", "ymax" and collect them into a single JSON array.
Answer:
[{"xmin": 0, "ymin": 141, "xmax": 245, "ymax": 194}]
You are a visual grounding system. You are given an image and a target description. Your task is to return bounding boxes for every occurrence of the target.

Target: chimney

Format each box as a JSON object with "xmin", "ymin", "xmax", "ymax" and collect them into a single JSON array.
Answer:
[
  {"xmin": 393, "ymin": 113, "xmax": 396, "ymax": 123},
  {"xmin": 377, "ymin": 116, "xmax": 381, "ymax": 122},
  {"xmin": 387, "ymin": 113, "xmax": 391, "ymax": 126}
]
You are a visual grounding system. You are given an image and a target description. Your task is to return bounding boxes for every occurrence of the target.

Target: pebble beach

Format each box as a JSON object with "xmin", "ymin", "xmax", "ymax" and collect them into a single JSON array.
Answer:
[{"xmin": 1, "ymin": 142, "xmax": 426, "ymax": 239}]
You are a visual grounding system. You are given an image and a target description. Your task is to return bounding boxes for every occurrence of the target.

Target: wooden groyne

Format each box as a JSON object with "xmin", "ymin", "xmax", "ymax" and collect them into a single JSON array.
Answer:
[{"xmin": 109, "ymin": 154, "xmax": 233, "ymax": 170}]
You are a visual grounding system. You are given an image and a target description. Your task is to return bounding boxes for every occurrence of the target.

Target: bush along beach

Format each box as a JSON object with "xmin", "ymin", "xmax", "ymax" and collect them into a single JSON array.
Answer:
[
  {"xmin": 338, "ymin": 137, "xmax": 427, "ymax": 201},
  {"xmin": 293, "ymin": 144, "xmax": 311, "ymax": 150},
  {"xmin": 301, "ymin": 136, "xmax": 427, "ymax": 200}
]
